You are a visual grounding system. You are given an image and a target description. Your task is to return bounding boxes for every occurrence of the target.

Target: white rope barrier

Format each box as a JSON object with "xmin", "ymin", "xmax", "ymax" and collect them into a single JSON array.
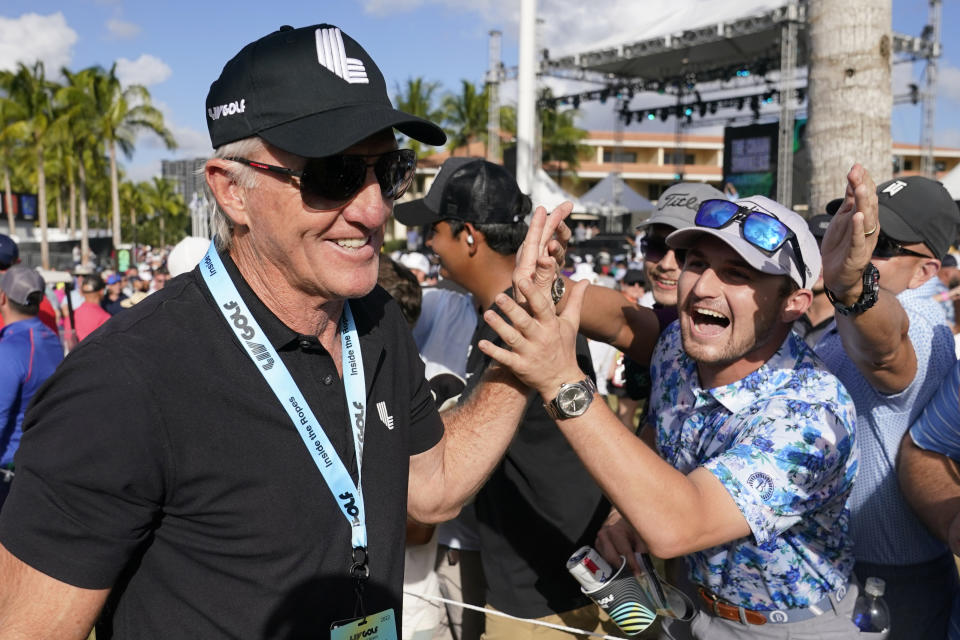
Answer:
[{"xmin": 402, "ymin": 590, "xmax": 631, "ymax": 640}]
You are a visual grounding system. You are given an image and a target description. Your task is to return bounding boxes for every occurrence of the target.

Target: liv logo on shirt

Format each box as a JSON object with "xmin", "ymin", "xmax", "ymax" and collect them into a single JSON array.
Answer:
[{"xmin": 747, "ymin": 472, "xmax": 775, "ymax": 501}]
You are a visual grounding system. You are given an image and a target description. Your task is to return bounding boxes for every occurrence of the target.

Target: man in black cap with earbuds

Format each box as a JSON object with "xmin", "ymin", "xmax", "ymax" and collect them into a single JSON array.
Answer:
[
  {"xmin": 0, "ymin": 25, "xmax": 566, "ymax": 639},
  {"xmin": 397, "ymin": 157, "xmax": 615, "ymax": 639}
]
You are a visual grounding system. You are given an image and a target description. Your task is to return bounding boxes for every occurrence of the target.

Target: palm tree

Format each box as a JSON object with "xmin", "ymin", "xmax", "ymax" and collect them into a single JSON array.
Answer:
[
  {"xmin": 56, "ymin": 67, "xmax": 107, "ymax": 266},
  {"xmin": 140, "ymin": 176, "xmax": 186, "ymax": 248},
  {"xmin": 538, "ymin": 90, "xmax": 587, "ymax": 184},
  {"xmin": 86, "ymin": 64, "xmax": 176, "ymax": 247},
  {"xmin": 807, "ymin": 0, "xmax": 892, "ymax": 212},
  {"xmin": 442, "ymin": 80, "xmax": 489, "ymax": 154},
  {"xmin": 0, "ymin": 70, "xmax": 26, "ymax": 236},
  {"xmin": 6, "ymin": 62, "xmax": 58, "ymax": 268},
  {"xmin": 394, "ymin": 77, "xmax": 444, "ymax": 156}
]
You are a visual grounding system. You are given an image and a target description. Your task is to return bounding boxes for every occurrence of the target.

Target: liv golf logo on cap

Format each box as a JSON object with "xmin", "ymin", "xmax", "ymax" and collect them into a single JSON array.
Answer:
[{"xmin": 315, "ymin": 27, "xmax": 369, "ymax": 84}]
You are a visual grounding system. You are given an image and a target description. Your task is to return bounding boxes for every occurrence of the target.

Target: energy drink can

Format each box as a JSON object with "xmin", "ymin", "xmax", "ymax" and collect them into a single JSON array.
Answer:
[{"xmin": 566, "ymin": 545, "xmax": 614, "ymax": 591}]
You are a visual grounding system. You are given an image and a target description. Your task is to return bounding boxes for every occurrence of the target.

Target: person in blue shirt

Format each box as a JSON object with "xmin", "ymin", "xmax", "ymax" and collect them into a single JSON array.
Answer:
[
  {"xmin": 0, "ymin": 266, "xmax": 63, "ymax": 509},
  {"xmin": 816, "ymin": 170, "xmax": 960, "ymax": 640},
  {"xmin": 481, "ymin": 190, "xmax": 862, "ymax": 638}
]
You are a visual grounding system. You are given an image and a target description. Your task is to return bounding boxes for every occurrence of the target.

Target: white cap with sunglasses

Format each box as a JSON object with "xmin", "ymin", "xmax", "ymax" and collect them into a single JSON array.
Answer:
[{"xmin": 667, "ymin": 195, "xmax": 821, "ymax": 290}]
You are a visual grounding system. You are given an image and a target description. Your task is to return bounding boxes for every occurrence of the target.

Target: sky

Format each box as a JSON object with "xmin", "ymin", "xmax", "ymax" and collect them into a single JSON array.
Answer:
[{"xmin": 0, "ymin": 0, "xmax": 956, "ymax": 183}]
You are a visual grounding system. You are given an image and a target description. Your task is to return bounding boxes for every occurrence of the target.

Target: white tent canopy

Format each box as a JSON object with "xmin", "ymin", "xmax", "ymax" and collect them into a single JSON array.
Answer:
[
  {"xmin": 941, "ymin": 164, "xmax": 960, "ymax": 200},
  {"xmin": 529, "ymin": 168, "xmax": 588, "ymax": 214}
]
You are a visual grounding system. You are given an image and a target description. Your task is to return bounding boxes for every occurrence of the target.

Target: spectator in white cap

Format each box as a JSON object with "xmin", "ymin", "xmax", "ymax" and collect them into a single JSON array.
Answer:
[
  {"xmin": 480, "ymin": 186, "xmax": 861, "ymax": 639},
  {"xmin": 398, "ymin": 251, "xmax": 431, "ymax": 284}
]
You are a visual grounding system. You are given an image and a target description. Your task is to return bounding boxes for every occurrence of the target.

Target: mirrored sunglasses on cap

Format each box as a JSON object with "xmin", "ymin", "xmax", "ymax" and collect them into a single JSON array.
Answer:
[
  {"xmin": 694, "ymin": 199, "xmax": 808, "ymax": 287},
  {"xmin": 227, "ymin": 149, "xmax": 416, "ymax": 210}
]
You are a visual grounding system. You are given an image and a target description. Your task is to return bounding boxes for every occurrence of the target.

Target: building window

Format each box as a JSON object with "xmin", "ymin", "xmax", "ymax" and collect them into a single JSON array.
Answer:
[
  {"xmin": 664, "ymin": 152, "xmax": 695, "ymax": 165},
  {"xmin": 603, "ymin": 150, "xmax": 637, "ymax": 163},
  {"xmin": 904, "ymin": 160, "xmax": 914, "ymax": 171},
  {"xmin": 936, "ymin": 161, "xmax": 946, "ymax": 172}
]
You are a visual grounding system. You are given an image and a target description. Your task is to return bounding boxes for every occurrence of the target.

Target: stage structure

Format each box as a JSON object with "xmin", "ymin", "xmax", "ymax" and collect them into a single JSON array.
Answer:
[{"xmin": 539, "ymin": 0, "xmax": 941, "ymax": 206}]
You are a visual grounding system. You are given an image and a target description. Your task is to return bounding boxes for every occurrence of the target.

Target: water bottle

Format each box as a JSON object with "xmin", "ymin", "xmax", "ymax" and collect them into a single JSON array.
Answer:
[{"xmin": 851, "ymin": 577, "xmax": 891, "ymax": 637}]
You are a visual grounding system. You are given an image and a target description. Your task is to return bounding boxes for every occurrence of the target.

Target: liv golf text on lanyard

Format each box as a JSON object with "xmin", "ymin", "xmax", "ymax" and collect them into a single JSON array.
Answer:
[{"xmin": 200, "ymin": 242, "xmax": 369, "ymax": 554}]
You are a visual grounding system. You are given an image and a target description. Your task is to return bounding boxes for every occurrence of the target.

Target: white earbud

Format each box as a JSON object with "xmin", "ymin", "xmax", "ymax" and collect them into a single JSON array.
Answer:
[{"xmin": 466, "ymin": 234, "xmax": 475, "ymax": 246}]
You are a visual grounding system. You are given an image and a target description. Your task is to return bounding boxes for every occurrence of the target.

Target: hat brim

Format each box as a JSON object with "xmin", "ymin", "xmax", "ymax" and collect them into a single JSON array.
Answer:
[
  {"xmin": 259, "ymin": 103, "xmax": 446, "ymax": 157},
  {"xmin": 394, "ymin": 198, "xmax": 440, "ymax": 226},
  {"xmin": 667, "ymin": 227, "xmax": 805, "ymax": 288},
  {"xmin": 636, "ymin": 214, "xmax": 694, "ymax": 231}
]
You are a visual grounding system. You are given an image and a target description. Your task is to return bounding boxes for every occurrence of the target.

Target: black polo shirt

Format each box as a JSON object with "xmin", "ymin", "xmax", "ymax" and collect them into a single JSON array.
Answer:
[
  {"xmin": 464, "ymin": 294, "xmax": 610, "ymax": 619},
  {"xmin": 0, "ymin": 253, "xmax": 443, "ymax": 639}
]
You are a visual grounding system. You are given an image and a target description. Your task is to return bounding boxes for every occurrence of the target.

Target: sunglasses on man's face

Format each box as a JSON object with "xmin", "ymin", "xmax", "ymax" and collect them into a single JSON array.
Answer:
[
  {"xmin": 640, "ymin": 235, "xmax": 670, "ymax": 262},
  {"xmin": 227, "ymin": 149, "xmax": 416, "ymax": 210},
  {"xmin": 872, "ymin": 233, "xmax": 933, "ymax": 260},
  {"xmin": 694, "ymin": 199, "xmax": 807, "ymax": 287}
]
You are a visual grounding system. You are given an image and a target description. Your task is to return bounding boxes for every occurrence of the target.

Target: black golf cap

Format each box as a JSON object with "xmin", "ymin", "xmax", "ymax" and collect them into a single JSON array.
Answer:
[
  {"xmin": 206, "ymin": 24, "xmax": 446, "ymax": 157},
  {"xmin": 807, "ymin": 214, "xmax": 832, "ymax": 240},
  {"xmin": 874, "ymin": 176, "xmax": 960, "ymax": 260},
  {"xmin": 394, "ymin": 157, "xmax": 532, "ymax": 227}
]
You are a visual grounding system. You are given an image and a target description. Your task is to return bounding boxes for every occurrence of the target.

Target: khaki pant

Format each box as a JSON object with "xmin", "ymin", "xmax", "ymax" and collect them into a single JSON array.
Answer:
[{"xmin": 482, "ymin": 603, "xmax": 621, "ymax": 640}]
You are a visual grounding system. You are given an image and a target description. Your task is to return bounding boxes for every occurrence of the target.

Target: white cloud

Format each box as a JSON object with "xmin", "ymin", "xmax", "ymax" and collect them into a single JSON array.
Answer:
[
  {"xmin": 940, "ymin": 65, "xmax": 960, "ymax": 105},
  {"xmin": 115, "ymin": 54, "xmax": 172, "ymax": 87},
  {"xmin": 107, "ymin": 18, "xmax": 141, "ymax": 40},
  {"xmin": 0, "ymin": 12, "xmax": 77, "ymax": 73}
]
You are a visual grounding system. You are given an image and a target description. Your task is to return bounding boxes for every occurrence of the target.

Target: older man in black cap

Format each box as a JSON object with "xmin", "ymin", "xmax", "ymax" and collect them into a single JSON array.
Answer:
[{"xmin": 0, "ymin": 24, "xmax": 565, "ymax": 639}]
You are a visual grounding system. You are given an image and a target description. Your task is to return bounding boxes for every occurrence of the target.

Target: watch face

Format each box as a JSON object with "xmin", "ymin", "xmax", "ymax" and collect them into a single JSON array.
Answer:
[{"xmin": 558, "ymin": 385, "xmax": 590, "ymax": 416}]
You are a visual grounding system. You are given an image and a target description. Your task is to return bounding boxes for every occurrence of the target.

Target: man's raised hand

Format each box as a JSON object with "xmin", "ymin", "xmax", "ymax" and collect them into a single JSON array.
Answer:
[
  {"xmin": 821, "ymin": 164, "xmax": 879, "ymax": 304},
  {"xmin": 513, "ymin": 201, "xmax": 573, "ymax": 306}
]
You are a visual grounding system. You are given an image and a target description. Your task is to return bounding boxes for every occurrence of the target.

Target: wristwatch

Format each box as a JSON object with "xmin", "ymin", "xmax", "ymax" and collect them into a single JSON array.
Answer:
[
  {"xmin": 551, "ymin": 276, "xmax": 565, "ymax": 305},
  {"xmin": 825, "ymin": 262, "xmax": 880, "ymax": 316},
  {"xmin": 544, "ymin": 377, "xmax": 597, "ymax": 420}
]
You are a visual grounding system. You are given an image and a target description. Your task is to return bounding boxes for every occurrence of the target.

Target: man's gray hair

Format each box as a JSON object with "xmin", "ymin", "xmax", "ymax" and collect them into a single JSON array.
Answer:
[{"xmin": 202, "ymin": 136, "xmax": 265, "ymax": 251}]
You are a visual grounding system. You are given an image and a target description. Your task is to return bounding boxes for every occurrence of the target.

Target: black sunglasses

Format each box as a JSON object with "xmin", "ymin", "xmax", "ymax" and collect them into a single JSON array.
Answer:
[
  {"xmin": 227, "ymin": 149, "xmax": 416, "ymax": 210},
  {"xmin": 640, "ymin": 235, "xmax": 671, "ymax": 262},
  {"xmin": 872, "ymin": 233, "xmax": 933, "ymax": 260}
]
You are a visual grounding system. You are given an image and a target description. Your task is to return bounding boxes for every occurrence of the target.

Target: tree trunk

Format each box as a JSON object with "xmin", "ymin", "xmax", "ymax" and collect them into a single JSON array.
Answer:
[
  {"xmin": 56, "ymin": 184, "xmax": 64, "ymax": 232},
  {"xmin": 78, "ymin": 159, "xmax": 90, "ymax": 267},
  {"xmin": 3, "ymin": 168, "xmax": 13, "ymax": 236},
  {"xmin": 109, "ymin": 139, "xmax": 122, "ymax": 247},
  {"xmin": 68, "ymin": 167, "xmax": 76, "ymax": 238},
  {"xmin": 807, "ymin": 0, "xmax": 892, "ymax": 214},
  {"xmin": 37, "ymin": 143, "xmax": 49, "ymax": 269}
]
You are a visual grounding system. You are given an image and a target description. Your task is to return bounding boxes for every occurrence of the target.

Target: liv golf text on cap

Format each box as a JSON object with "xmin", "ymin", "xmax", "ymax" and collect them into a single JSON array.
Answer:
[{"xmin": 206, "ymin": 24, "xmax": 446, "ymax": 158}]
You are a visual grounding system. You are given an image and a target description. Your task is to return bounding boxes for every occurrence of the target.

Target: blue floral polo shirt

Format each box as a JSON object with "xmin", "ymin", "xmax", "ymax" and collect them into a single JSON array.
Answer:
[{"xmin": 649, "ymin": 322, "xmax": 858, "ymax": 611}]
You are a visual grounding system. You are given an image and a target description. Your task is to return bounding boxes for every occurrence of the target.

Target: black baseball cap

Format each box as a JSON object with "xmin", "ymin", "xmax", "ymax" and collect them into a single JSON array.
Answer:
[
  {"xmin": 394, "ymin": 157, "xmax": 532, "ymax": 227},
  {"xmin": 807, "ymin": 214, "xmax": 832, "ymax": 240},
  {"xmin": 206, "ymin": 24, "xmax": 446, "ymax": 157},
  {"xmin": 0, "ymin": 234, "xmax": 18, "ymax": 269},
  {"xmin": 874, "ymin": 176, "xmax": 960, "ymax": 260}
]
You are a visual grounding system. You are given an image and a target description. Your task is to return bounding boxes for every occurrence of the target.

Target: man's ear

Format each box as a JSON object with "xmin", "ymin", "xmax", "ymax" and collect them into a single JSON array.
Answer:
[
  {"xmin": 909, "ymin": 258, "xmax": 941, "ymax": 290},
  {"xmin": 205, "ymin": 159, "xmax": 251, "ymax": 228},
  {"xmin": 780, "ymin": 287, "xmax": 812, "ymax": 323}
]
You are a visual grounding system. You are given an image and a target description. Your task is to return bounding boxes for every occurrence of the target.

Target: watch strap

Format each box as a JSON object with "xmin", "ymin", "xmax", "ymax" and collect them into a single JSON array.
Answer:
[{"xmin": 825, "ymin": 262, "xmax": 880, "ymax": 316}]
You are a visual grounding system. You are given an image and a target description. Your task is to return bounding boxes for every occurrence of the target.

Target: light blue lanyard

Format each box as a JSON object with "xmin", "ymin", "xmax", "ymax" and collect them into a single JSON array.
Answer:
[{"xmin": 199, "ymin": 242, "xmax": 368, "ymax": 552}]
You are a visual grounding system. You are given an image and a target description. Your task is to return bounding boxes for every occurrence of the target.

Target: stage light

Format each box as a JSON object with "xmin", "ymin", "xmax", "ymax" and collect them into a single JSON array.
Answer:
[
  {"xmin": 659, "ymin": 108, "xmax": 669, "ymax": 121},
  {"xmin": 736, "ymin": 97, "xmax": 745, "ymax": 111},
  {"xmin": 683, "ymin": 107, "xmax": 693, "ymax": 116},
  {"xmin": 647, "ymin": 112, "xmax": 656, "ymax": 121},
  {"xmin": 572, "ymin": 95, "xmax": 580, "ymax": 108},
  {"xmin": 709, "ymin": 102, "xmax": 718, "ymax": 114}
]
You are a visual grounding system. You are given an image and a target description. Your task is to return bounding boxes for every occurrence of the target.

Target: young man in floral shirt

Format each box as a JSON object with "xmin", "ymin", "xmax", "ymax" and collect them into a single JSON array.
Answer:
[{"xmin": 477, "ymin": 191, "xmax": 862, "ymax": 638}]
